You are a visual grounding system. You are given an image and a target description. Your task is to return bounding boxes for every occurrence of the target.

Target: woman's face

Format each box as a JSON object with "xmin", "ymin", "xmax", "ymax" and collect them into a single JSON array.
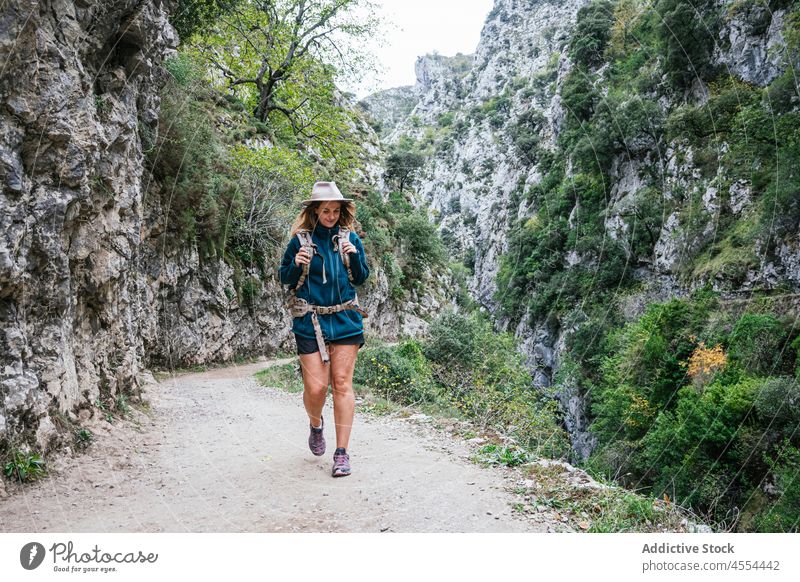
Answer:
[{"xmin": 314, "ymin": 201, "xmax": 341, "ymax": 228}]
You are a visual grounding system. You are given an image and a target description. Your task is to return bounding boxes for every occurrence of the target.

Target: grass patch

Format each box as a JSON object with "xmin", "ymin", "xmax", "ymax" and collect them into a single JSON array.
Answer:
[
  {"xmin": 355, "ymin": 394, "xmax": 402, "ymax": 416},
  {"xmin": 518, "ymin": 461, "xmax": 699, "ymax": 533},
  {"xmin": 254, "ymin": 362, "xmax": 305, "ymax": 393},
  {"xmin": 474, "ymin": 444, "xmax": 532, "ymax": 467},
  {"xmin": 74, "ymin": 429, "xmax": 94, "ymax": 452}
]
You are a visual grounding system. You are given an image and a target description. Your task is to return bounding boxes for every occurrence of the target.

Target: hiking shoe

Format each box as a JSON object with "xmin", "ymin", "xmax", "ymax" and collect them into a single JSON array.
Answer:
[
  {"xmin": 308, "ymin": 416, "xmax": 325, "ymax": 456},
  {"xmin": 332, "ymin": 447, "xmax": 351, "ymax": 477}
]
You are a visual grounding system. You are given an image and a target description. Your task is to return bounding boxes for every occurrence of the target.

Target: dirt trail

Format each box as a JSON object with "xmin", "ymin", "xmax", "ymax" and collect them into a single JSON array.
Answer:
[{"xmin": 0, "ymin": 357, "xmax": 556, "ymax": 533}]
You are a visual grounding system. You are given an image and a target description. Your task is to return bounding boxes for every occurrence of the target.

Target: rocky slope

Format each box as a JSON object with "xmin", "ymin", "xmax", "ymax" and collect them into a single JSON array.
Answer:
[
  {"xmin": 358, "ymin": 85, "xmax": 417, "ymax": 137},
  {"xmin": 367, "ymin": 0, "xmax": 799, "ymax": 458}
]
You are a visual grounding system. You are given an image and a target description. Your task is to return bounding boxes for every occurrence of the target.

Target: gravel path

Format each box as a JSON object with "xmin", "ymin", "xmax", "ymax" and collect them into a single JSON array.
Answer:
[{"xmin": 0, "ymin": 357, "xmax": 557, "ymax": 533}]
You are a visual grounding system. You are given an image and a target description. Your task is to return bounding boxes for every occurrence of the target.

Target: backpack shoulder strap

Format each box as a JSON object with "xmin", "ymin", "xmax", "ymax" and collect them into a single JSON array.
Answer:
[
  {"xmin": 333, "ymin": 227, "xmax": 354, "ymax": 283},
  {"xmin": 292, "ymin": 229, "xmax": 314, "ymax": 291}
]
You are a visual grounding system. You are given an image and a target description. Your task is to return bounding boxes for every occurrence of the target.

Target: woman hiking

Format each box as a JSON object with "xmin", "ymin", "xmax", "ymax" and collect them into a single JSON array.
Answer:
[{"xmin": 279, "ymin": 181, "xmax": 370, "ymax": 477}]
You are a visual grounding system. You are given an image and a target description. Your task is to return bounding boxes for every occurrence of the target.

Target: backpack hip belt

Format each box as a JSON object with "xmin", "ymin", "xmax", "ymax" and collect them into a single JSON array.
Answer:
[{"xmin": 287, "ymin": 297, "xmax": 368, "ymax": 364}]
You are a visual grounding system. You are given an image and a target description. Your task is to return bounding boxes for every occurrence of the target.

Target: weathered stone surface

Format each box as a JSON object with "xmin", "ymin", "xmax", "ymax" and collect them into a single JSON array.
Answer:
[
  {"xmin": 712, "ymin": 1, "xmax": 789, "ymax": 87},
  {"xmin": 0, "ymin": 0, "xmax": 179, "ymax": 452}
]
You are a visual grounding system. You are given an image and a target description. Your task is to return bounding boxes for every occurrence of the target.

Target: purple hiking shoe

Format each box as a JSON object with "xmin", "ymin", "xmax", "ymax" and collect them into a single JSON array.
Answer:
[
  {"xmin": 309, "ymin": 416, "xmax": 325, "ymax": 456},
  {"xmin": 332, "ymin": 447, "xmax": 351, "ymax": 477}
]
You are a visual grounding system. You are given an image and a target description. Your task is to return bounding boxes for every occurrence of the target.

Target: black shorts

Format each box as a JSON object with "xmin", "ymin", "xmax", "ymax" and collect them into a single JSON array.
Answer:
[{"xmin": 295, "ymin": 333, "xmax": 365, "ymax": 355}]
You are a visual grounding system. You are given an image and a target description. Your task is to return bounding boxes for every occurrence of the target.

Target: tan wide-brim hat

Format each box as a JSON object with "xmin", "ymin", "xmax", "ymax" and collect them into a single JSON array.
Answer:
[{"xmin": 301, "ymin": 181, "xmax": 353, "ymax": 206}]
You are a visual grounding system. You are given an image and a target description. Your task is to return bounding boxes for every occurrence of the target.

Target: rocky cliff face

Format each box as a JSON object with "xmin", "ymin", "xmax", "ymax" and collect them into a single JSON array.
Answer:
[
  {"xmin": 358, "ymin": 86, "xmax": 417, "ymax": 137},
  {"xmin": 1, "ymin": 0, "xmax": 180, "ymax": 453},
  {"xmin": 0, "ymin": 0, "xmax": 443, "ymax": 458},
  {"xmin": 376, "ymin": 0, "xmax": 799, "ymax": 458},
  {"xmin": 392, "ymin": 0, "xmax": 589, "ymax": 309}
]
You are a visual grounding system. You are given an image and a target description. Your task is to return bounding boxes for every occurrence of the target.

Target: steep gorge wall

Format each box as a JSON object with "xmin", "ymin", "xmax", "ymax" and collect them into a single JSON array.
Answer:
[{"xmin": 378, "ymin": 0, "xmax": 799, "ymax": 457}]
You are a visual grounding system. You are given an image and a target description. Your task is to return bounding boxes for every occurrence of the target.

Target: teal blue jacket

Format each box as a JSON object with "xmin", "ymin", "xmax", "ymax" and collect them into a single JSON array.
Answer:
[{"xmin": 279, "ymin": 223, "xmax": 370, "ymax": 341}]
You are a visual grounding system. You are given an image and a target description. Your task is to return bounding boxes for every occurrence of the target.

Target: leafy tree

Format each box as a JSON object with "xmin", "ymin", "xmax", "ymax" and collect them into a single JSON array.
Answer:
[
  {"xmin": 728, "ymin": 313, "xmax": 791, "ymax": 376},
  {"xmin": 510, "ymin": 109, "xmax": 544, "ymax": 164},
  {"xmin": 384, "ymin": 149, "xmax": 425, "ymax": 192},
  {"xmin": 608, "ymin": 0, "xmax": 644, "ymax": 57},
  {"xmin": 171, "ymin": 0, "xmax": 243, "ymax": 42},
  {"xmin": 655, "ymin": 0, "xmax": 720, "ymax": 89},
  {"xmin": 560, "ymin": 68, "xmax": 597, "ymax": 123},
  {"xmin": 226, "ymin": 144, "xmax": 315, "ymax": 264},
  {"xmin": 394, "ymin": 211, "xmax": 445, "ymax": 270},
  {"xmin": 569, "ymin": 0, "xmax": 615, "ymax": 68},
  {"xmin": 190, "ymin": 0, "xmax": 379, "ymax": 151}
]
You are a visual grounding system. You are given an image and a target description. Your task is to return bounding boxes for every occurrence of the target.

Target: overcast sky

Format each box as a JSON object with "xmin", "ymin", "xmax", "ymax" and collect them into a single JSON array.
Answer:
[{"xmin": 341, "ymin": 0, "xmax": 494, "ymax": 99}]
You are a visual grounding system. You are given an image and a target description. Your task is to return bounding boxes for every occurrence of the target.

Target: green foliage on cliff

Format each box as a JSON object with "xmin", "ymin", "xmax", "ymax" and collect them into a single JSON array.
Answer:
[
  {"xmin": 150, "ymin": 52, "xmax": 307, "ymax": 274},
  {"xmin": 655, "ymin": 0, "xmax": 721, "ymax": 89},
  {"xmin": 498, "ymin": 0, "xmax": 800, "ymax": 314},
  {"xmin": 578, "ymin": 290, "xmax": 800, "ymax": 531},
  {"xmin": 569, "ymin": 0, "xmax": 615, "ymax": 68},
  {"xmin": 171, "ymin": 0, "xmax": 242, "ymax": 41},
  {"xmin": 492, "ymin": 0, "xmax": 800, "ymax": 531}
]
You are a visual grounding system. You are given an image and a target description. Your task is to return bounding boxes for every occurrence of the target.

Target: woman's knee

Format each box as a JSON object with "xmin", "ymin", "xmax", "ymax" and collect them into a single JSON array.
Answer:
[
  {"xmin": 304, "ymin": 380, "xmax": 328, "ymax": 398},
  {"xmin": 331, "ymin": 372, "xmax": 354, "ymax": 395}
]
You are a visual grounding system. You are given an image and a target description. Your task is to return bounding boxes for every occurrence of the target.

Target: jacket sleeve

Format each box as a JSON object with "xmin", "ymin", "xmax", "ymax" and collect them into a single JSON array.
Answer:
[
  {"xmin": 348, "ymin": 232, "xmax": 370, "ymax": 286},
  {"xmin": 279, "ymin": 236, "xmax": 303, "ymax": 286}
]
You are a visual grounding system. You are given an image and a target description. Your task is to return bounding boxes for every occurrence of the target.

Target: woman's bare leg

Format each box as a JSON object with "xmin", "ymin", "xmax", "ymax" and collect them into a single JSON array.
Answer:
[
  {"xmin": 298, "ymin": 352, "xmax": 330, "ymax": 427},
  {"xmin": 329, "ymin": 343, "xmax": 360, "ymax": 449}
]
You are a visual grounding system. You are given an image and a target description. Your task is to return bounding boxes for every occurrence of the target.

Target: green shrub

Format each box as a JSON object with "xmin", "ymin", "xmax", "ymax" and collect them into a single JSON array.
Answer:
[
  {"xmin": 164, "ymin": 52, "xmax": 203, "ymax": 86},
  {"xmin": 354, "ymin": 340, "xmax": 439, "ymax": 404},
  {"xmin": 753, "ymin": 376, "xmax": 800, "ymax": 433},
  {"xmin": 655, "ymin": 0, "xmax": 721, "ymax": 89},
  {"xmin": 510, "ymin": 109, "xmax": 544, "ymax": 164},
  {"xmin": 423, "ymin": 311, "xmax": 571, "ymax": 457},
  {"xmin": 568, "ymin": 0, "xmax": 615, "ymax": 68},
  {"xmin": 394, "ymin": 212, "xmax": 446, "ymax": 269},
  {"xmin": 423, "ymin": 310, "xmax": 483, "ymax": 367},
  {"xmin": 755, "ymin": 441, "xmax": 800, "ymax": 532},
  {"xmin": 637, "ymin": 378, "xmax": 758, "ymax": 513},
  {"xmin": 437, "ymin": 112, "xmax": 455, "ymax": 127},
  {"xmin": 560, "ymin": 69, "xmax": 597, "ymax": 123},
  {"xmin": 765, "ymin": 69, "xmax": 800, "ymax": 114},
  {"xmin": 728, "ymin": 313, "xmax": 790, "ymax": 376},
  {"xmin": 4, "ymin": 450, "xmax": 46, "ymax": 483}
]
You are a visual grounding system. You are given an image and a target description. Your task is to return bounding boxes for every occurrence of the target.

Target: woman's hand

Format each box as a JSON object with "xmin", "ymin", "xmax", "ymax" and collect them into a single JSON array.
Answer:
[
  {"xmin": 295, "ymin": 247, "xmax": 312, "ymax": 266},
  {"xmin": 340, "ymin": 241, "xmax": 357, "ymax": 255}
]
